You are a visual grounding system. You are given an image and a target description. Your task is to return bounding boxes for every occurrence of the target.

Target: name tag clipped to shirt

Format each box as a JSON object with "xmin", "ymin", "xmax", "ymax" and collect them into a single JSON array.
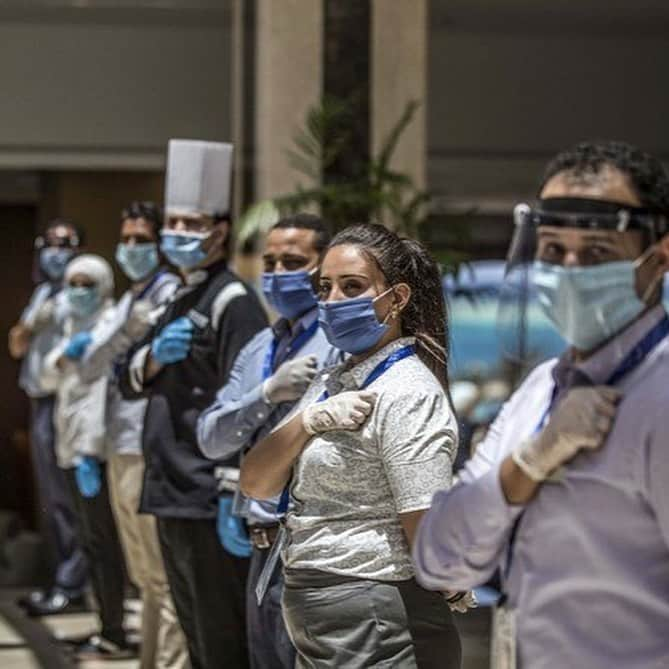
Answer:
[{"xmin": 491, "ymin": 605, "xmax": 517, "ymax": 669}]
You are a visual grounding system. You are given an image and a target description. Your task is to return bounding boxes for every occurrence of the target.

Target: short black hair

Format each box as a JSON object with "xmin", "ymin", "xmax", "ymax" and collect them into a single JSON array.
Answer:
[
  {"xmin": 44, "ymin": 218, "xmax": 85, "ymax": 246},
  {"xmin": 271, "ymin": 214, "xmax": 331, "ymax": 254},
  {"xmin": 121, "ymin": 201, "xmax": 163, "ymax": 238},
  {"xmin": 541, "ymin": 140, "xmax": 669, "ymax": 215}
]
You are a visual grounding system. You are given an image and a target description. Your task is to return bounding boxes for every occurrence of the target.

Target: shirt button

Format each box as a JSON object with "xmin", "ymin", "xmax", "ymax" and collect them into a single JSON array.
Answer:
[
  {"xmin": 257, "ymin": 411, "xmax": 265, "ymax": 419},
  {"xmin": 236, "ymin": 430, "xmax": 243, "ymax": 438}
]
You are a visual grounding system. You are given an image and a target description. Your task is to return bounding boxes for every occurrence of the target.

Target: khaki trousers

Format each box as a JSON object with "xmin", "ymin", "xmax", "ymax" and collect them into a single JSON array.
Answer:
[{"xmin": 108, "ymin": 453, "xmax": 190, "ymax": 669}]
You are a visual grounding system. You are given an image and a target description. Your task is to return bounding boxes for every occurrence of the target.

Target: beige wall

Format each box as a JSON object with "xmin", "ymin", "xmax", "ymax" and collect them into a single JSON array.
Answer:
[
  {"xmin": 428, "ymin": 1, "xmax": 669, "ymax": 207},
  {"xmin": 0, "ymin": 4, "xmax": 232, "ymax": 170},
  {"xmin": 371, "ymin": 0, "xmax": 428, "ymax": 191},
  {"xmin": 254, "ymin": 0, "xmax": 323, "ymax": 201}
]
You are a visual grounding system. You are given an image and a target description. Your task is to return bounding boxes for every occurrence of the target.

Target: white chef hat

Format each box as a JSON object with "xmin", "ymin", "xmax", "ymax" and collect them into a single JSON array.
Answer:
[
  {"xmin": 64, "ymin": 254, "xmax": 114, "ymax": 298},
  {"xmin": 164, "ymin": 139, "xmax": 234, "ymax": 218}
]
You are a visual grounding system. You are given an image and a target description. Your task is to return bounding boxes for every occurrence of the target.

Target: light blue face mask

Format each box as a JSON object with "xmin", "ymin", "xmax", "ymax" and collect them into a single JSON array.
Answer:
[
  {"xmin": 262, "ymin": 270, "xmax": 317, "ymax": 320},
  {"xmin": 67, "ymin": 285, "xmax": 101, "ymax": 318},
  {"xmin": 160, "ymin": 232, "xmax": 208, "ymax": 270},
  {"xmin": 318, "ymin": 287, "xmax": 394, "ymax": 355},
  {"xmin": 115, "ymin": 242, "xmax": 159, "ymax": 282},
  {"xmin": 40, "ymin": 248, "xmax": 74, "ymax": 281},
  {"xmin": 532, "ymin": 259, "xmax": 648, "ymax": 351}
]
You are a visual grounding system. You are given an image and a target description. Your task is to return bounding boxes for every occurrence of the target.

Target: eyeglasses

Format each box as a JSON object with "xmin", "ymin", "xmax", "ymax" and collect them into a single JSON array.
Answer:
[
  {"xmin": 164, "ymin": 214, "xmax": 215, "ymax": 235},
  {"xmin": 35, "ymin": 234, "xmax": 80, "ymax": 250}
]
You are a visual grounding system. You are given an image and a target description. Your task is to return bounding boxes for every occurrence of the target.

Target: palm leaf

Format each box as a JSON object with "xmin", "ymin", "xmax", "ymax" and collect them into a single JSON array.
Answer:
[{"xmin": 376, "ymin": 99, "xmax": 420, "ymax": 173}]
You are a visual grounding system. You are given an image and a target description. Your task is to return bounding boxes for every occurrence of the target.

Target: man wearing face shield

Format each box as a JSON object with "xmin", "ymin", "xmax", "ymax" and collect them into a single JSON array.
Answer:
[
  {"xmin": 8, "ymin": 220, "xmax": 89, "ymax": 616},
  {"xmin": 197, "ymin": 214, "xmax": 342, "ymax": 669},
  {"xmin": 413, "ymin": 141, "xmax": 669, "ymax": 669},
  {"xmin": 119, "ymin": 140, "xmax": 267, "ymax": 668}
]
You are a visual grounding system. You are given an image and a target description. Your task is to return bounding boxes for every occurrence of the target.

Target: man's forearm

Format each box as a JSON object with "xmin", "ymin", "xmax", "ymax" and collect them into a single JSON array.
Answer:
[
  {"xmin": 499, "ymin": 455, "xmax": 540, "ymax": 505},
  {"xmin": 144, "ymin": 354, "xmax": 163, "ymax": 384}
]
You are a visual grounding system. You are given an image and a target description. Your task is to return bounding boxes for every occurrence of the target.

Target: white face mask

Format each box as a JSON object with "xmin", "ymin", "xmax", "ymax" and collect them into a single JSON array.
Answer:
[{"xmin": 532, "ymin": 256, "xmax": 655, "ymax": 351}]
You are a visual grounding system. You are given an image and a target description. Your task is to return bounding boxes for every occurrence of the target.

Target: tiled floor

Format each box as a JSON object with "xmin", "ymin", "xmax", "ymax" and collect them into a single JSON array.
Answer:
[
  {"xmin": 0, "ymin": 591, "xmax": 140, "ymax": 669},
  {"xmin": 0, "ymin": 589, "xmax": 491, "ymax": 668}
]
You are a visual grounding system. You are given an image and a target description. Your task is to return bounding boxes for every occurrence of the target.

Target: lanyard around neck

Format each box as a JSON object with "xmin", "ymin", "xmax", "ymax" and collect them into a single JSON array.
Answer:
[
  {"xmin": 276, "ymin": 344, "xmax": 416, "ymax": 516},
  {"xmin": 262, "ymin": 319, "xmax": 320, "ymax": 381},
  {"xmin": 318, "ymin": 344, "xmax": 416, "ymax": 402},
  {"xmin": 135, "ymin": 269, "xmax": 167, "ymax": 301},
  {"xmin": 535, "ymin": 315, "xmax": 669, "ymax": 434},
  {"xmin": 503, "ymin": 315, "xmax": 669, "ymax": 593}
]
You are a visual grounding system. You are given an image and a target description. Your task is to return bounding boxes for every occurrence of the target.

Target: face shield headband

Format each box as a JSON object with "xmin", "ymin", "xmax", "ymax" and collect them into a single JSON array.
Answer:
[{"xmin": 505, "ymin": 197, "xmax": 668, "ymax": 274}]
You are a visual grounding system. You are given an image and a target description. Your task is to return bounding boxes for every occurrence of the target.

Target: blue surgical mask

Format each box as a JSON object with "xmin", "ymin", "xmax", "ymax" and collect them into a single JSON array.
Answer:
[
  {"xmin": 532, "ymin": 259, "xmax": 647, "ymax": 351},
  {"xmin": 40, "ymin": 247, "xmax": 74, "ymax": 281},
  {"xmin": 160, "ymin": 232, "xmax": 208, "ymax": 270},
  {"xmin": 67, "ymin": 285, "xmax": 101, "ymax": 318},
  {"xmin": 318, "ymin": 287, "xmax": 395, "ymax": 355},
  {"xmin": 115, "ymin": 242, "xmax": 159, "ymax": 282},
  {"xmin": 262, "ymin": 270, "xmax": 317, "ymax": 320}
]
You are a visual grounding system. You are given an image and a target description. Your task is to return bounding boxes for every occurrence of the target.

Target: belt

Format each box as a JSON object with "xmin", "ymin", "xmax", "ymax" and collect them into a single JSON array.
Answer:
[{"xmin": 249, "ymin": 524, "xmax": 280, "ymax": 550}]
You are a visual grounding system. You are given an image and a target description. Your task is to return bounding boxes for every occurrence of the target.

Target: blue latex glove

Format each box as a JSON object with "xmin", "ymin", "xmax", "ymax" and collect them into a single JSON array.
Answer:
[
  {"xmin": 217, "ymin": 496, "xmax": 252, "ymax": 558},
  {"xmin": 75, "ymin": 456, "xmax": 102, "ymax": 499},
  {"xmin": 151, "ymin": 317, "xmax": 194, "ymax": 365},
  {"xmin": 64, "ymin": 331, "xmax": 93, "ymax": 360}
]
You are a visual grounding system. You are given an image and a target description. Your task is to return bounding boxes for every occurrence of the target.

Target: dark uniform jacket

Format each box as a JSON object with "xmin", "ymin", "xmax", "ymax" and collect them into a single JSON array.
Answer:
[{"xmin": 119, "ymin": 260, "xmax": 267, "ymax": 519}]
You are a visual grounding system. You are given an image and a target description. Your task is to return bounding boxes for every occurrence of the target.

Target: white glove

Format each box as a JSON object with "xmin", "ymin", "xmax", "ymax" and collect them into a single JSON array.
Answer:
[
  {"xmin": 302, "ymin": 391, "xmax": 377, "ymax": 435},
  {"xmin": 445, "ymin": 590, "xmax": 478, "ymax": 613},
  {"xmin": 512, "ymin": 386, "xmax": 621, "ymax": 481},
  {"xmin": 263, "ymin": 355, "xmax": 318, "ymax": 404},
  {"xmin": 123, "ymin": 299, "xmax": 155, "ymax": 340}
]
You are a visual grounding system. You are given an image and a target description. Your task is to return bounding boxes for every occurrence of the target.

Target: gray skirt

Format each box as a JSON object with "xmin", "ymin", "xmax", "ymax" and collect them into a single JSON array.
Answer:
[{"xmin": 282, "ymin": 570, "xmax": 462, "ymax": 669}]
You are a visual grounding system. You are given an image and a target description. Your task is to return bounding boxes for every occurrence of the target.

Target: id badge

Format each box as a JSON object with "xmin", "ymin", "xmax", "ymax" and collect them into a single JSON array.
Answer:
[
  {"xmin": 254, "ymin": 525, "xmax": 288, "ymax": 606},
  {"xmin": 491, "ymin": 605, "xmax": 517, "ymax": 669}
]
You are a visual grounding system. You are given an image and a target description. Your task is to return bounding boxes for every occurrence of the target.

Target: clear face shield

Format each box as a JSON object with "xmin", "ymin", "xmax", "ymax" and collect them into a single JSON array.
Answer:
[{"xmin": 498, "ymin": 198, "xmax": 667, "ymax": 367}]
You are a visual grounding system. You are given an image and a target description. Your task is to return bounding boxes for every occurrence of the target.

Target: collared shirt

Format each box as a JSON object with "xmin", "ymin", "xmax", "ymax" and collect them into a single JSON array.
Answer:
[
  {"xmin": 197, "ymin": 307, "xmax": 342, "ymax": 525},
  {"xmin": 79, "ymin": 270, "xmax": 181, "ymax": 456},
  {"xmin": 413, "ymin": 306, "xmax": 669, "ymax": 669},
  {"xmin": 18, "ymin": 282, "xmax": 70, "ymax": 398},
  {"xmin": 282, "ymin": 337, "xmax": 457, "ymax": 581}
]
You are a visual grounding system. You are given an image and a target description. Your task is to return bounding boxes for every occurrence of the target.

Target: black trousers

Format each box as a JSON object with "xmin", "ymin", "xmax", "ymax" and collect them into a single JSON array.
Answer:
[
  {"xmin": 247, "ymin": 547, "xmax": 295, "ymax": 669},
  {"xmin": 65, "ymin": 466, "xmax": 126, "ymax": 644},
  {"xmin": 157, "ymin": 517, "xmax": 250, "ymax": 669},
  {"xmin": 30, "ymin": 398, "xmax": 87, "ymax": 594}
]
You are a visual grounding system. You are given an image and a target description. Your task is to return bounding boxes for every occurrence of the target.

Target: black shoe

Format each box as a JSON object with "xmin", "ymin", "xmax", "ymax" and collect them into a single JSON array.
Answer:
[
  {"xmin": 24, "ymin": 590, "xmax": 87, "ymax": 617},
  {"xmin": 74, "ymin": 635, "xmax": 138, "ymax": 662},
  {"xmin": 16, "ymin": 588, "xmax": 48, "ymax": 610},
  {"xmin": 57, "ymin": 631, "xmax": 95, "ymax": 647}
]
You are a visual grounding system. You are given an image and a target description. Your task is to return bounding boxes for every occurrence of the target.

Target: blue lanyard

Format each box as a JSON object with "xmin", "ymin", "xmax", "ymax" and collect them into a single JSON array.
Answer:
[
  {"xmin": 533, "ymin": 315, "xmax": 669, "ymax": 434},
  {"xmin": 136, "ymin": 269, "xmax": 167, "ymax": 301},
  {"xmin": 277, "ymin": 344, "xmax": 416, "ymax": 515},
  {"xmin": 262, "ymin": 320, "xmax": 320, "ymax": 380},
  {"xmin": 316, "ymin": 344, "xmax": 416, "ymax": 402},
  {"xmin": 503, "ymin": 315, "xmax": 669, "ymax": 587}
]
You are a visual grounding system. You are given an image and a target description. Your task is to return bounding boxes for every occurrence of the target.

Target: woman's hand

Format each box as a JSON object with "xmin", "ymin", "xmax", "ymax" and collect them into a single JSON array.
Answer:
[{"xmin": 302, "ymin": 391, "xmax": 376, "ymax": 435}]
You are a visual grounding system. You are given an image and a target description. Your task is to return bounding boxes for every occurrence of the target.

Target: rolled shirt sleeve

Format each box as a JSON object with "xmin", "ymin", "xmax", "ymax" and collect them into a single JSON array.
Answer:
[{"xmin": 20, "ymin": 284, "xmax": 52, "ymax": 330}]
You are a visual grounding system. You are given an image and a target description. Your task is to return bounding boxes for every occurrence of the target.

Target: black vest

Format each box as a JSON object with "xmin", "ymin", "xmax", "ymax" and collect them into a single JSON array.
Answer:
[{"xmin": 138, "ymin": 262, "xmax": 267, "ymax": 519}]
